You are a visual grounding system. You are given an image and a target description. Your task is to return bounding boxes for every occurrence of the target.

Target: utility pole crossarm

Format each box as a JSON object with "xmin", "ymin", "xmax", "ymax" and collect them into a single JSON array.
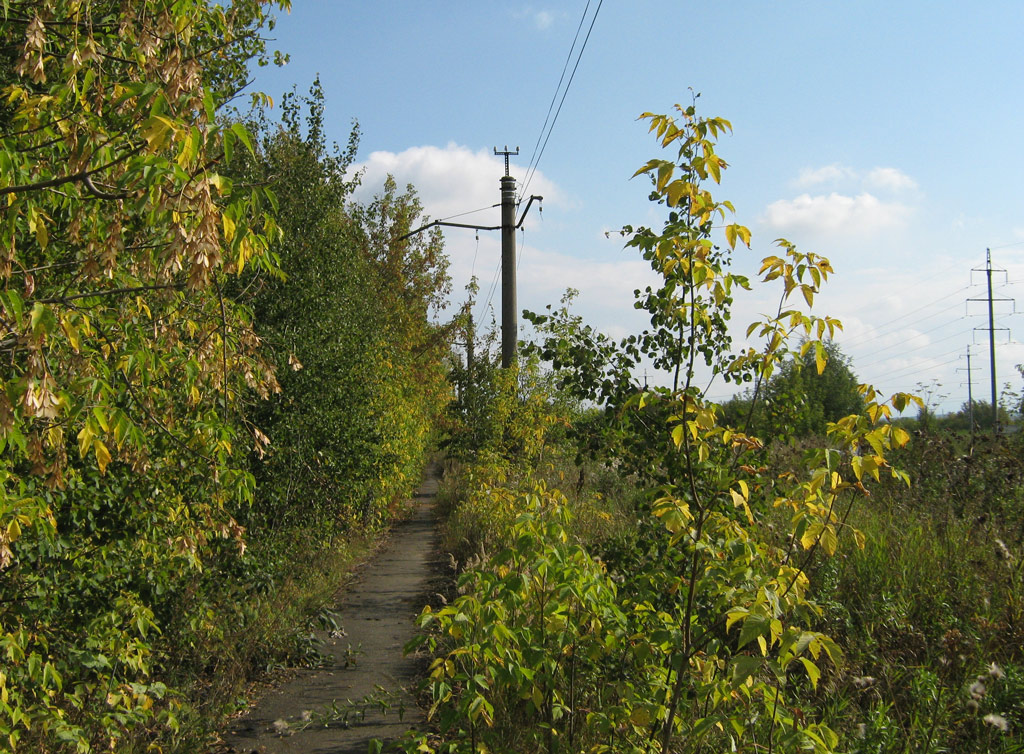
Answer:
[
  {"xmin": 494, "ymin": 145, "xmax": 519, "ymax": 176},
  {"xmin": 395, "ymin": 219, "xmax": 501, "ymax": 244},
  {"xmin": 516, "ymin": 195, "xmax": 543, "ymax": 228}
]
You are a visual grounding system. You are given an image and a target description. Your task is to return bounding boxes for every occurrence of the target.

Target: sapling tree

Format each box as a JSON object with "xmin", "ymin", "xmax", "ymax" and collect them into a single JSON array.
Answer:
[{"xmin": 523, "ymin": 101, "xmax": 921, "ymax": 752}]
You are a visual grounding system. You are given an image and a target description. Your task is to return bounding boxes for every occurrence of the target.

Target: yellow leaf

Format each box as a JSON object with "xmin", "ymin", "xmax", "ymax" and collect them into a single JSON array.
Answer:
[
  {"xmin": 851, "ymin": 454, "xmax": 863, "ymax": 481},
  {"xmin": 141, "ymin": 115, "xmax": 176, "ymax": 151},
  {"xmin": 800, "ymin": 657, "xmax": 821, "ymax": 689},
  {"xmin": 630, "ymin": 708, "xmax": 651, "ymax": 727},
  {"xmin": 725, "ymin": 223, "xmax": 737, "ymax": 249},
  {"xmin": 865, "ymin": 429, "xmax": 885, "ymax": 456},
  {"xmin": 93, "ymin": 438, "xmax": 111, "ymax": 474},
  {"xmin": 222, "ymin": 213, "xmax": 236, "ymax": 243},
  {"xmin": 820, "ymin": 524, "xmax": 838, "ymax": 556},
  {"xmin": 60, "ymin": 316, "xmax": 80, "ymax": 352},
  {"xmin": 800, "ymin": 521, "xmax": 823, "ymax": 550},
  {"xmin": 77, "ymin": 423, "xmax": 94, "ymax": 459},
  {"xmin": 35, "ymin": 216, "xmax": 48, "ymax": 250},
  {"xmin": 237, "ymin": 235, "xmax": 254, "ymax": 273},
  {"xmin": 666, "ymin": 180, "xmax": 686, "ymax": 207},
  {"xmin": 729, "ymin": 488, "xmax": 754, "ymax": 525}
]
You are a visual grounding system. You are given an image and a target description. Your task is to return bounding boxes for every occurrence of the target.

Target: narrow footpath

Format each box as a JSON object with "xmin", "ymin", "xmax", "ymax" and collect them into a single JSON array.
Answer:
[{"xmin": 221, "ymin": 468, "xmax": 442, "ymax": 754}]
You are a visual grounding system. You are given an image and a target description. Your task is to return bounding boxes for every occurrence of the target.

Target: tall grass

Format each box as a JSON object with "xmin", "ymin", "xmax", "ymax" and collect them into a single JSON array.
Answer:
[{"xmin": 795, "ymin": 431, "xmax": 1024, "ymax": 752}]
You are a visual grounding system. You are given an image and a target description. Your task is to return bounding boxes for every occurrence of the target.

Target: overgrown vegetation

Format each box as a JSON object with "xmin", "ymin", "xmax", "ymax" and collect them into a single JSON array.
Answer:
[
  {"xmin": 404, "ymin": 103, "xmax": 1022, "ymax": 754},
  {"xmin": 2, "ymin": 4, "xmax": 1020, "ymax": 752},
  {"xmin": 0, "ymin": 3, "xmax": 449, "ymax": 751}
]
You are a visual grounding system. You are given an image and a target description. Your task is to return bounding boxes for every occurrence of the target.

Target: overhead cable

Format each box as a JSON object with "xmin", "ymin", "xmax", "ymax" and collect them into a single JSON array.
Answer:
[
  {"xmin": 520, "ymin": 0, "xmax": 604, "ymax": 200},
  {"xmin": 518, "ymin": 0, "xmax": 591, "ymax": 195}
]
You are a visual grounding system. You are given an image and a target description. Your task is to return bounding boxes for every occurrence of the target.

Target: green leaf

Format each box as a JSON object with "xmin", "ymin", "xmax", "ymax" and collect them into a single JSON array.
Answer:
[
  {"xmin": 737, "ymin": 614, "xmax": 768, "ymax": 650},
  {"xmin": 30, "ymin": 302, "xmax": 56, "ymax": 337},
  {"xmin": 203, "ymin": 88, "xmax": 216, "ymax": 122},
  {"xmin": 799, "ymin": 656, "xmax": 821, "ymax": 688},
  {"xmin": 230, "ymin": 122, "xmax": 255, "ymax": 156},
  {"xmin": 223, "ymin": 127, "xmax": 235, "ymax": 164},
  {"xmin": 209, "ymin": 173, "xmax": 232, "ymax": 195},
  {"xmin": 733, "ymin": 654, "xmax": 762, "ymax": 685}
]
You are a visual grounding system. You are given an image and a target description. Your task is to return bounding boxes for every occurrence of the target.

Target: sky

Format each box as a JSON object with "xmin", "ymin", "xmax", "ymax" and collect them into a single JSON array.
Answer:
[{"xmin": 249, "ymin": 1, "xmax": 1024, "ymax": 416}]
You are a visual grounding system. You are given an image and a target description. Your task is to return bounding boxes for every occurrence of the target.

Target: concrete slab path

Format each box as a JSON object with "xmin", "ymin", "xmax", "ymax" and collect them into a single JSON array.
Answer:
[{"xmin": 221, "ymin": 468, "xmax": 441, "ymax": 754}]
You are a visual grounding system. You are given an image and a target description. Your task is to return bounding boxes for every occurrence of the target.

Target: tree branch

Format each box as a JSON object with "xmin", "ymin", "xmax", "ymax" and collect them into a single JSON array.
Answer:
[
  {"xmin": 0, "ymin": 144, "xmax": 143, "ymax": 197},
  {"xmin": 38, "ymin": 283, "xmax": 182, "ymax": 304}
]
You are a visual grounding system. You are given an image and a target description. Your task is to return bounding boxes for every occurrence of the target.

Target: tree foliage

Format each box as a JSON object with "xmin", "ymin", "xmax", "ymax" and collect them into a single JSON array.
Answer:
[
  {"xmin": 0, "ymin": 2, "xmax": 460, "ymax": 746},
  {"xmin": 723, "ymin": 339, "xmax": 865, "ymax": 439},
  {"xmin": 0, "ymin": 1, "xmax": 294, "ymax": 749},
  {"xmin": 239, "ymin": 80, "xmax": 451, "ymax": 534}
]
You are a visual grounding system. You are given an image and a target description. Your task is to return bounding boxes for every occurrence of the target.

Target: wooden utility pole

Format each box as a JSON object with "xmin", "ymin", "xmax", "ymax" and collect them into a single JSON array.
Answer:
[
  {"xmin": 397, "ymin": 145, "xmax": 541, "ymax": 371},
  {"xmin": 495, "ymin": 146, "xmax": 520, "ymax": 368}
]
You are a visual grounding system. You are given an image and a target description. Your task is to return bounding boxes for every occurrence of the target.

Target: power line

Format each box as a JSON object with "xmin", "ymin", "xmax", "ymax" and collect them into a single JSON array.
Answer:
[
  {"xmin": 988, "ymin": 239, "xmax": 1024, "ymax": 250},
  {"xmin": 479, "ymin": 257, "xmax": 502, "ymax": 323},
  {"xmin": 855, "ymin": 321, "xmax": 974, "ymax": 373},
  {"xmin": 520, "ymin": 0, "xmax": 604, "ymax": 200},
  {"xmin": 519, "ymin": 0, "xmax": 591, "ymax": 195},
  {"xmin": 863, "ymin": 353, "xmax": 963, "ymax": 387},
  {"xmin": 437, "ymin": 204, "xmax": 499, "ymax": 223},
  {"xmin": 839, "ymin": 285, "xmax": 969, "ymax": 347},
  {"xmin": 851, "ymin": 317, "xmax": 970, "ymax": 370}
]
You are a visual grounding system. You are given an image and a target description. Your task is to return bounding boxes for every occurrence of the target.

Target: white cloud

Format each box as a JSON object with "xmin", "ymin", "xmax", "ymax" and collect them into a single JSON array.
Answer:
[
  {"xmin": 350, "ymin": 143, "xmax": 566, "ymax": 225},
  {"xmin": 761, "ymin": 192, "xmax": 910, "ymax": 236},
  {"xmin": 864, "ymin": 167, "xmax": 918, "ymax": 192},
  {"xmin": 534, "ymin": 10, "xmax": 554, "ymax": 29},
  {"xmin": 519, "ymin": 245, "xmax": 658, "ymax": 303},
  {"xmin": 793, "ymin": 163, "xmax": 856, "ymax": 188},
  {"xmin": 793, "ymin": 164, "xmax": 917, "ymax": 194},
  {"xmin": 512, "ymin": 7, "xmax": 559, "ymax": 31}
]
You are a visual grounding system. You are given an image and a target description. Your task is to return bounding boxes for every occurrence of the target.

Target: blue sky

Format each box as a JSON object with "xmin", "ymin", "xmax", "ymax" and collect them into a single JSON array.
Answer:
[{"xmin": 250, "ymin": 2, "xmax": 1024, "ymax": 415}]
